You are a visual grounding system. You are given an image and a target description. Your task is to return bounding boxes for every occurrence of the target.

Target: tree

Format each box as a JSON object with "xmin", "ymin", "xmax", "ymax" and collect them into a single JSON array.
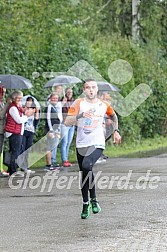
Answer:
[{"xmin": 132, "ymin": 0, "xmax": 140, "ymax": 43}]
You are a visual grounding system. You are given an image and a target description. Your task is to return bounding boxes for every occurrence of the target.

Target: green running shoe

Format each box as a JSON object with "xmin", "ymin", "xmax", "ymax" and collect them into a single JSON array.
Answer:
[
  {"xmin": 90, "ymin": 198, "xmax": 101, "ymax": 214},
  {"xmin": 81, "ymin": 203, "xmax": 91, "ymax": 219}
]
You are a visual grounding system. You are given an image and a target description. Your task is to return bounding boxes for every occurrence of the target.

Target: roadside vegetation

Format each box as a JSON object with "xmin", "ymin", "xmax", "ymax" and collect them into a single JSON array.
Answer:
[
  {"xmin": 30, "ymin": 135, "xmax": 167, "ymax": 169},
  {"xmin": 0, "ymin": 0, "xmax": 167, "ymax": 166}
]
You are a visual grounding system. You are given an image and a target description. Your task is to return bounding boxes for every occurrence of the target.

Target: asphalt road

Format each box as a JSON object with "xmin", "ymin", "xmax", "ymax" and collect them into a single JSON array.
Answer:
[{"xmin": 0, "ymin": 154, "xmax": 167, "ymax": 252}]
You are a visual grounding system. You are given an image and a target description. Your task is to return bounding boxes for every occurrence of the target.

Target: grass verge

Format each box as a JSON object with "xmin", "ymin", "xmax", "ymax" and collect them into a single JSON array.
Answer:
[
  {"xmin": 32, "ymin": 135, "xmax": 167, "ymax": 168},
  {"xmin": 2, "ymin": 135, "xmax": 167, "ymax": 171},
  {"xmin": 105, "ymin": 135, "xmax": 167, "ymax": 157}
]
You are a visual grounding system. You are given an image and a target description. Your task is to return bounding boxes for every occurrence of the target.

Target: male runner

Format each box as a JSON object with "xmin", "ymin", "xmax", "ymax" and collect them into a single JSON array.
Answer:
[{"xmin": 65, "ymin": 79, "xmax": 121, "ymax": 219}]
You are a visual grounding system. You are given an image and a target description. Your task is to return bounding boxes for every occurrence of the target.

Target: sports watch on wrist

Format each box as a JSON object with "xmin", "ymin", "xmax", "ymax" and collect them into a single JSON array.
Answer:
[
  {"xmin": 114, "ymin": 129, "xmax": 120, "ymax": 134},
  {"xmin": 76, "ymin": 112, "xmax": 84, "ymax": 120}
]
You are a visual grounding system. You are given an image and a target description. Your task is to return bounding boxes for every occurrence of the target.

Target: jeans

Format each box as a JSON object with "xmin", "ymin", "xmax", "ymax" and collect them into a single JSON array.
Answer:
[
  {"xmin": 76, "ymin": 146, "xmax": 103, "ymax": 202},
  {"xmin": 8, "ymin": 134, "xmax": 23, "ymax": 175},
  {"xmin": 51, "ymin": 146, "xmax": 58, "ymax": 164},
  {"xmin": 21, "ymin": 130, "xmax": 34, "ymax": 171},
  {"xmin": 50, "ymin": 135, "xmax": 60, "ymax": 164},
  {"xmin": 60, "ymin": 124, "xmax": 75, "ymax": 162}
]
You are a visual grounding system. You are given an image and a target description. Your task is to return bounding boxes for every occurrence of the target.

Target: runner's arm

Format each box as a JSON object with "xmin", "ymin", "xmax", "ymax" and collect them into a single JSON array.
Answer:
[
  {"xmin": 64, "ymin": 99, "xmax": 81, "ymax": 126},
  {"xmin": 106, "ymin": 104, "xmax": 121, "ymax": 144},
  {"xmin": 109, "ymin": 112, "xmax": 118, "ymax": 131}
]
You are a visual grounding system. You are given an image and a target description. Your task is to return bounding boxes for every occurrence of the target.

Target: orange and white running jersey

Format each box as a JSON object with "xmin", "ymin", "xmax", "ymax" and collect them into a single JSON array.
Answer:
[{"xmin": 68, "ymin": 98, "xmax": 114, "ymax": 149}]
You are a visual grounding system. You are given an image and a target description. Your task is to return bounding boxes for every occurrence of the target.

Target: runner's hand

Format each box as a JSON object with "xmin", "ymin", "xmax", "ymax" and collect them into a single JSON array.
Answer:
[
  {"xmin": 83, "ymin": 110, "xmax": 94, "ymax": 119},
  {"xmin": 113, "ymin": 131, "xmax": 121, "ymax": 144}
]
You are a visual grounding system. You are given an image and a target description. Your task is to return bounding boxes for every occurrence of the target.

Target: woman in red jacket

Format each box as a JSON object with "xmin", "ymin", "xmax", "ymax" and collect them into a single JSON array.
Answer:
[{"xmin": 5, "ymin": 90, "xmax": 33, "ymax": 176}]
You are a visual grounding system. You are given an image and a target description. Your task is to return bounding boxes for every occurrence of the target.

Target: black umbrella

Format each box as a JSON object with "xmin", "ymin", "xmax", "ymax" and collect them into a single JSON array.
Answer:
[
  {"xmin": 44, "ymin": 75, "xmax": 82, "ymax": 88},
  {"xmin": 0, "ymin": 74, "xmax": 33, "ymax": 89}
]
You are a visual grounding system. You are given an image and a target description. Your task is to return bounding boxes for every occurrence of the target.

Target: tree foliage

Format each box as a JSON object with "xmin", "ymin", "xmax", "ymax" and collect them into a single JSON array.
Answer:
[{"xmin": 0, "ymin": 0, "xmax": 166, "ymax": 142}]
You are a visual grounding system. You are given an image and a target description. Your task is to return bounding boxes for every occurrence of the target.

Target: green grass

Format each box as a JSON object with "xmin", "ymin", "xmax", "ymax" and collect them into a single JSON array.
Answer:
[
  {"xmin": 2, "ymin": 135, "xmax": 167, "ymax": 171},
  {"xmin": 32, "ymin": 148, "xmax": 77, "ymax": 168},
  {"xmin": 33, "ymin": 135, "xmax": 167, "ymax": 168},
  {"xmin": 104, "ymin": 135, "xmax": 167, "ymax": 157}
]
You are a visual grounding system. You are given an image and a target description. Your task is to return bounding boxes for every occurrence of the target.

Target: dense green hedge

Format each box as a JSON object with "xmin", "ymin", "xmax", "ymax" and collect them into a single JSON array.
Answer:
[
  {"xmin": 0, "ymin": 0, "xmax": 166, "ymax": 143},
  {"xmin": 91, "ymin": 35, "xmax": 167, "ymax": 141}
]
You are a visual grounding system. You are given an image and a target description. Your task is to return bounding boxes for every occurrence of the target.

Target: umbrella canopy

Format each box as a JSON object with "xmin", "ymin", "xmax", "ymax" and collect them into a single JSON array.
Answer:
[
  {"xmin": 97, "ymin": 81, "xmax": 120, "ymax": 92},
  {"xmin": 0, "ymin": 74, "xmax": 32, "ymax": 89},
  {"xmin": 22, "ymin": 95, "xmax": 40, "ymax": 108},
  {"xmin": 44, "ymin": 75, "xmax": 82, "ymax": 88}
]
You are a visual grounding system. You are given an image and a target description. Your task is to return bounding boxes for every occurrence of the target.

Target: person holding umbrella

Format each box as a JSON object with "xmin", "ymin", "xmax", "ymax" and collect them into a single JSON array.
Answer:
[
  {"xmin": 5, "ymin": 90, "xmax": 34, "ymax": 176},
  {"xmin": 44, "ymin": 75, "xmax": 82, "ymax": 167},
  {"xmin": 0, "ymin": 85, "xmax": 11, "ymax": 176}
]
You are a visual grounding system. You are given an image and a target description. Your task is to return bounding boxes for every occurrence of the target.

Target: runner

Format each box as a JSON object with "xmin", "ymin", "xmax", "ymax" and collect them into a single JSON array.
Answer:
[{"xmin": 65, "ymin": 79, "xmax": 121, "ymax": 219}]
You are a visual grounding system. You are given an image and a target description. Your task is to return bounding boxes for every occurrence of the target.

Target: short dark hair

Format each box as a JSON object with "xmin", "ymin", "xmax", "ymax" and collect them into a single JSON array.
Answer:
[
  {"xmin": 83, "ymin": 78, "xmax": 96, "ymax": 83},
  {"xmin": 83, "ymin": 78, "xmax": 96, "ymax": 87}
]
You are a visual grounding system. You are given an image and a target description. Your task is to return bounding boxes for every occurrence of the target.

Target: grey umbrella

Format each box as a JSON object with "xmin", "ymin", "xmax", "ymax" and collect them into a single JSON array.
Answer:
[
  {"xmin": 0, "ymin": 74, "xmax": 33, "ymax": 89},
  {"xmin": 44, "ymin": 75, "xmax": 82, "ymax": 88},
  {"xmin": 97, "ymin": 81, "xmax": 120, "ymax": 92}
]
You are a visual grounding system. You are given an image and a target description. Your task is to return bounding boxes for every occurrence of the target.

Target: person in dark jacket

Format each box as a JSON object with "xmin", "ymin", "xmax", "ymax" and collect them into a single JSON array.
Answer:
[{"xmin": 44, "ymin": 92, "xmax": 61, "ymax": 171}]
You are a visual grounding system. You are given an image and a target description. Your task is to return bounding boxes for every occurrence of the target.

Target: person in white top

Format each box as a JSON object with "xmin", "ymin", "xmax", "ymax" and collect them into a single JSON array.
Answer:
[
  {"xmin": 65, "ymin": 79, "xmax": 121, "ymax": 219},
  {"xmin": 20, "ymin": 96, "xmax": 40, "ymax": 172}
]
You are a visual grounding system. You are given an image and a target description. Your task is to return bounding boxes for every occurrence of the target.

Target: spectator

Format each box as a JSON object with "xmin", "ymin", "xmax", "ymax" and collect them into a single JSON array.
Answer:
[
  {"xmin": 21, "ymin": 96, "xmax": 40, "ymax": 173},
  {"xmin": 44, "ymin": 92, "xmax": 61, "ymax": 171},
  {"xmin": 96, "ymin": 91, "xmax": 113, "ymax": 162},
  {"xmin": 50, "ymin": 85, "xmax": 63, "ymax": 167},
  {"xmin": 5, "ymin": 90, "xmax": 34, "ymax": 176},
  {"xmin": 61, "ymin": 87, "xmax": 75, "ymax": 167},
  {"xmin": 52, "ymin": 84, "xmax": 63, "ymax": 97},
  {"xmin": 0, "ymin": 85, "xmax": 10, "ymax": 176}
]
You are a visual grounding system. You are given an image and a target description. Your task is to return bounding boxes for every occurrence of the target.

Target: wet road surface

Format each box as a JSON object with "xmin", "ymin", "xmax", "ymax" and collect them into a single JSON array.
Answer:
[{"xmin": 0, "ymin": 154, "xmax": 167, "ymax": 251}]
